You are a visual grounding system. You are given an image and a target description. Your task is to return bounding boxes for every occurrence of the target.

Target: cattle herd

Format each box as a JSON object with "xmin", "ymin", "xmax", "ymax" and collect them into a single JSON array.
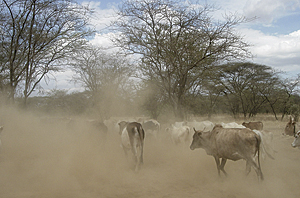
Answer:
[
  {"xmin": 1, "ymin": 117, "xmax": 298, "ymax": 180},
  {"xmin": 75, "ymin": 116, "xmax": 299, "ymax": 182},
  {"xmin": 0, "ymin": 114, "xmax": 300, "ymax": 197}
]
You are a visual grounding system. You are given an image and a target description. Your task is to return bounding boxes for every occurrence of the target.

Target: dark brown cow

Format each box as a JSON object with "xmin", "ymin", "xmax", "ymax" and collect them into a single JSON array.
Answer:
[
  {"xmin": 284, "ymin": 117, "xmax": 297, "ymax": 136},
  {"xmin": 120, "ymin": 122, "xmax": 145, "ymax": 171},
  {"xmin": 190, "ymin": 124, "xmax": 264, "ymax": 181},
  {"xmin": 242, "ymin": 121, "xmax": 263, "ymax": 130}
]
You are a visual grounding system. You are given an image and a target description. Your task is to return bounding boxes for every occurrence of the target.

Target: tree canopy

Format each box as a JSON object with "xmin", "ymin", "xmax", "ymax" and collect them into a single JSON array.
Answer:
[
  {"xmin": 0, "ymin": 0, "xmax": 93, "ymax": 105},
  {"xmin": 112, "ymin": 0, "xmax": 252, "ymax": 119}
]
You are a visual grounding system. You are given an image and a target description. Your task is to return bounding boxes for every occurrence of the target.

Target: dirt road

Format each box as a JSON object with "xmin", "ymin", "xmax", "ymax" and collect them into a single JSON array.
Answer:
[{"xmin": 0, "ymin": 110, "xmax": 299, "ymax": 198}]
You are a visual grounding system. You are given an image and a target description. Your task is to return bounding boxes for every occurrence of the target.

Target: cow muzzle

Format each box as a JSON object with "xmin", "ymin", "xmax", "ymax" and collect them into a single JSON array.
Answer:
[{"xmin": 190, "ymin": 145, "xmax": 195, "ymax": 150}]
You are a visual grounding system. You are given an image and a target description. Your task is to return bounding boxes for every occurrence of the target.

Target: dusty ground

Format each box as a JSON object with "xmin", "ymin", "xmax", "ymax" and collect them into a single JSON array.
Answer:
[{"xmin": 0, "ymin": 108, "xmax": 300, "ymax": 198}]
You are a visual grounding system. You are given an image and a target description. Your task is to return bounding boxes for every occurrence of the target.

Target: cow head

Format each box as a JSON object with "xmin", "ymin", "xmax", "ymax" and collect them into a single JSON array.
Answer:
[
  {"xmin": 190, "ymin": 128, "xmax": 206, "ymax": 150},
  {"xmin": 242, "ymin": 122, "xmax": 248, "ymax": 128},
  {"xmin": 291, "ymin": 131, "xmax": 300, "ymax": 148},
  {"xmin": 284, "ymin": 117, "xmax": 296, "ymax": 136},
  {"xmin": 118, "ymin": 121, "xmax": 128, "ymax": 135}
]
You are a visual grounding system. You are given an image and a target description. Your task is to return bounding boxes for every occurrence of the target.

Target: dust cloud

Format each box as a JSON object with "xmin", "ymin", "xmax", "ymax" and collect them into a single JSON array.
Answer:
[{"xmin": 0, "ymin": 107, "xmax": 300, "ymax": 198}]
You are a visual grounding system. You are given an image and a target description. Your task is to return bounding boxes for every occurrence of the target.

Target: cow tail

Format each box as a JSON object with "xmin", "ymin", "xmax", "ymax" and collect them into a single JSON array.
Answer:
[
  {"xmin": 138, "ymin": 125, "xmax": 145, "ymax": 164},
  {"xmin": 256, "ymin": 136, "xmax": 261, "ymax": 167},
  {"xmin": 256, "ymin": 136, "xmax": 264, "ymax": 180},
  {"xmin": 138, "ymin": 125, "xmax": 145, "ymax": 145}
]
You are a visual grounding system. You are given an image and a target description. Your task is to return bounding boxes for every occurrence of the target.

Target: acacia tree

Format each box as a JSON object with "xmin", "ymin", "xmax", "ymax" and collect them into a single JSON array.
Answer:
[
  {"xmin": 0, "ymin": 0, "xmax": 92, "ymax": 105},
  {"xmin": 113, "ymin": 0, "xmax": 252, "ymax": 119},
  {"xmin": 70, "ymin": 45, "xmax": 135, "ymax": 118},
  {"xmin": 279, "ymin": 75, "xmax": 300, "ymax": 121},
  {"xmin": 255, "ymin": 72, "xmax": 283, "ymax": 120},
  {"xmin": 214, "ymin": 62, "xmax": 280, "ymax": 118}
]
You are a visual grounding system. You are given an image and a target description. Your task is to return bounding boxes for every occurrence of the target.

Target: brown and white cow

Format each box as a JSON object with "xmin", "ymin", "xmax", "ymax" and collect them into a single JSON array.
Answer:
[
  {"xmin": 284, "ymin": 117, "xmax": 298, "ymax": 136},
  {"xmin": 221, "ymin": 122, "xmax": 274, "ymax": 160},
  {"xmin": 291, "ymin": 131, "xmax": 300, "ymax": 149},
  {"xmin": 242, "ymin": 121, "xmax": 263, "ymax": 131},
  {"xmin": 119, "ymin": 122, "xmax": 145, "ymax": 171},
  {"xmin": 190, "ymin": 125, "xmax": 264, "ymax": 181}
]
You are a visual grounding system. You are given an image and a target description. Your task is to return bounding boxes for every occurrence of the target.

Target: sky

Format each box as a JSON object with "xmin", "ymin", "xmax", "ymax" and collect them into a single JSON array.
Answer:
[{"xmin": 38, "ymin": 0, "xmax": 300, "ymax": 95}]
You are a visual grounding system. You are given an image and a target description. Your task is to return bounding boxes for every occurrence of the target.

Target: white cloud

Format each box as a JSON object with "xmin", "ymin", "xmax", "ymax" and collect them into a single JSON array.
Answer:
[
  {"xmin": 242, "ymin": 0, "xmax": 300, "ymax": 24},
  {"xmin": 90, "ymin": 32, "xmax": 115, "ymax": 46},
  {"xmin": 87, "ymin": 0, "xmax": 300, "ymax": 76},
  {"xmin": 82, "ymin": 1, "xmax": 118, "ymax": 31},
  {"xmin": 89, "ymin": 32, "xmax": 124, "ymax": 54},
  {"xmin": 33, "ymin": 70, "xmax": 84, "ymax": 96},
  {"xmin": 210, "ymin": 0, "xmax": 300, "ymax": 26},
  {"xmin": 240, "ymin": 28, "xmax": 300, "ymax": 74},
  {"xmin": 211, "ymin": 0, "xmax": 300, "ymax": 76},
  {"xmin": 38, "ymin": 0, "xmax": 300, "ymax": 93},
  {"xmin": 243, "ymin": 0, "xmax": 282, "ymax": 23}
]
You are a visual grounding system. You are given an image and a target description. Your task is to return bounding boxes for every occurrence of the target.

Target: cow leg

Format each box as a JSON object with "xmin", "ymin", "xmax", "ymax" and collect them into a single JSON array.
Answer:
[
  {"xmin": 247, "ymin": 159, "xmax": 264, "ymax": 181},
  {"xmin": 140, "ymin": 142, "xmax": 144, "ymax": 164},
  {"xmin": 130, "ymin": 142, "xmax": 140, "ymax": 172},
  {"xmin": 132, "ymin": 130, "xmax": 143, "ymax": 171},
  {"xmin": 128, "ymin": 129, "xmax": 138, "ymax": 162},
  {"xmin": 220, "ymin": 158, "xmax": 228, "ymax": 176},
  {"xmin": 134, "ymin": 142, "xmax": 144, "ymax": 171},
  {"xmin": 135, "ymin": 146, "xmax": 140, "ymax": 172},
  {"xmin": 214, "ymin": 157, "xmax": 228, "ymax": 177},
  {"xmin": 214, "ymin": 156, "xmax": 221, "ymax": 176},
  {"xmin": 131, "ymin": 137, "xmax": 139, "ymax": 162},
  {"xmin": 254, "ymin": 163, "xmax": 264, "ymax": 181},
  {"xmin": 245, "ymin": 161, "xmax": 251, "ymax": 175}
]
